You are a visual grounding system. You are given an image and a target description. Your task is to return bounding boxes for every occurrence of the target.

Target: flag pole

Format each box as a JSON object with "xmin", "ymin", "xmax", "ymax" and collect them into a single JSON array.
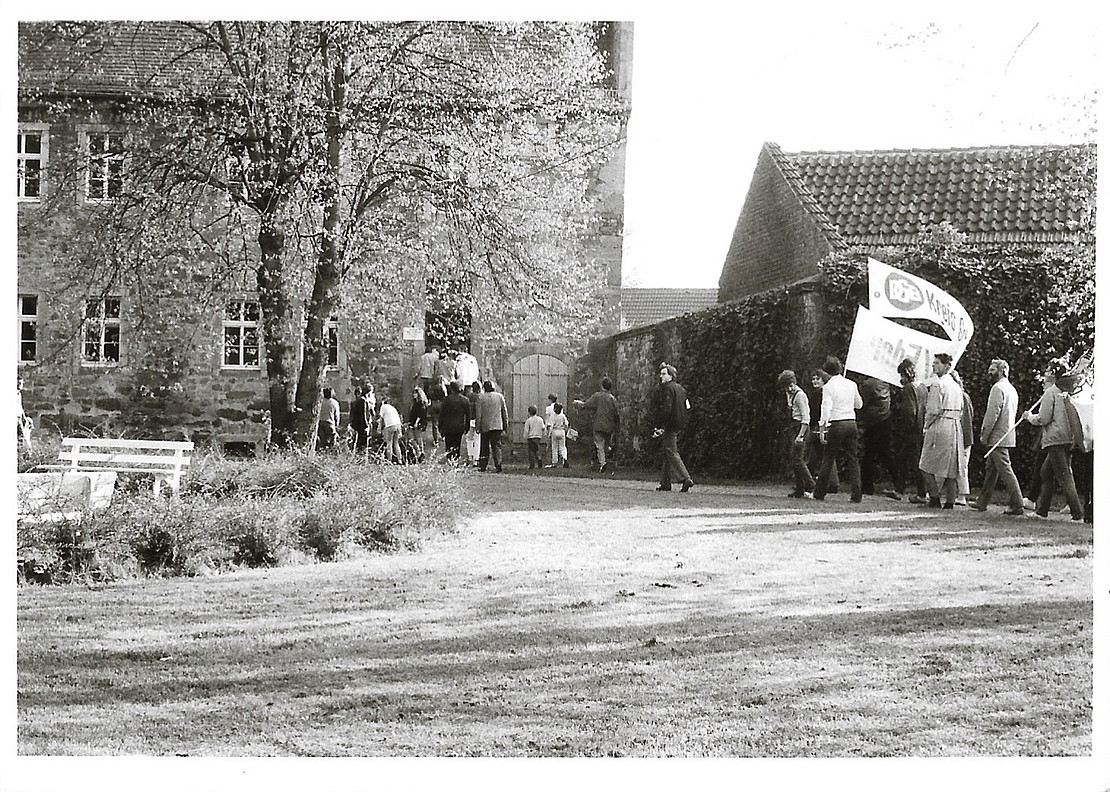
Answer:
[{"xmin": 982, "ymin": 393, "xmax": 1044, "ymax": 458}]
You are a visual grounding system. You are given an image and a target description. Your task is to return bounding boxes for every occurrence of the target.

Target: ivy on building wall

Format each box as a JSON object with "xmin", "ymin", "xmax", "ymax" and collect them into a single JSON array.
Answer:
[{"xmin": 586, "ymin": 225, "xmax": 1094, "ymax": 485}]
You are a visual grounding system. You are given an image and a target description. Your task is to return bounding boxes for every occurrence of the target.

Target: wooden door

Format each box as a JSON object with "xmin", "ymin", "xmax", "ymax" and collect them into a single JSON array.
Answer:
[{"xmin": 510, "ymin": 353, "xmax": 568, "ymax": 443}]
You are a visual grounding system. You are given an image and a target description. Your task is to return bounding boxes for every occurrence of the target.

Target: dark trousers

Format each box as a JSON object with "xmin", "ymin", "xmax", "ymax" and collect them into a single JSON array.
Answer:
[
  {"xmin": 443, "ymin": 431, "xmax": 463, "ymax": 461},
  {"xmin": 1072, "ymin": 449, "xmax": 1094, "ymax": 522},
  {"xmin": 806, "ymin": 429, "xmax": 838, "ymax": 492},
  {"xmin": 479, "ymin": 430, "xmax": 503, "ymax": 472},
  {"xmin": 814, "ymin": 420, "xmax": 862, "ymax": 501},
  {"xmin": 351, "ymin": 427, "xmax": 369, "ymax": 453},
  {"xmin": 975, "ymin": 446, "xmax": 1024, "ymax": 512},
  {"xmin": 1025, "ymin": 447, "xmax": 1049, "ymax": 501},
  {"xmin": 789, "ymin": 422, "xmax": 815, "ymax": 494},
  {"xmin": 861, "ymin": 418, "xmax": 901, "ymax": 494},
  {"xmin": 1036, "ymin": 445, "xmax": 1082, "ymax": 519},
  {"xmin": 893, "ymin": 424, "xmax": 926, "ymax": 497},
  {"xmin": 527, "ymin": 438, "xmax": 543, "ymax": 468},
  {"xmin": 317, "ymin": 422, "xmax": 336, "ymax": 450},
  {"xmin": 659, "ymin": 429, "xmax": 691, "ymax": 487}
]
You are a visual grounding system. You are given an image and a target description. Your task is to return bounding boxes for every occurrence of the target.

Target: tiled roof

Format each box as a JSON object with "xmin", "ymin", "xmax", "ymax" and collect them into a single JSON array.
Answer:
[
  {"xmin": 18, "ymin": 21, "xmax": 621, "ymax": 101},
  {"xmin": 18, "ymin": 22, "xmax": 222, "ymax": 97},
  {"xmin": 767, "ymin": 141, "xmax": 1094, "ymax": 246},
  {"xmin": 620, "ymin": 288, "xmax": 718, "ymax": 330}
]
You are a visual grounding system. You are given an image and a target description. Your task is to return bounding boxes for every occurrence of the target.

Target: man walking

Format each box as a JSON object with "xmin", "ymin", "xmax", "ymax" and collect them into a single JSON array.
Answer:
[
  {"xmin": 574, "ymin": 376, "xmax": 620, "ymax": 473},
  {"xmin": 893, "ymin": 358, "xmax": 928, "ymax": 503},
  {"xmin": 812, "ymin": 356, "xmax": 863, "ymax": 503},
  {"xmin": 777, "ymin": 369, "xmax": 815, "ymax": 498},
  {"xmin": 476, "ymin": 380, "xmax": 509, "ymax": 473},
  {"xmin": 653, "ymin": 364, "xmax": 694, "ymax": 492},
  {"xmin": 349, "ymin": 385, "xmax": 371, "ymax": 456},
  {"xmin": 858, "ymin": 375, "xmax": 902, "ymax": 499},
  {"xmin": 973, "ymin": 358, "xmax": 1025, "ymax": 515},
  {"xmin": 317, "ymin": 387, "xmax": 341, "ymax": 451}
]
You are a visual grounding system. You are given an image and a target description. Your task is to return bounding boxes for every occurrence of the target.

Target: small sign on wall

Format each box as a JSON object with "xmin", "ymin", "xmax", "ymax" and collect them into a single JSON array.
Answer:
[{"xmin": 402, "ymin": 326, "xmax": 423, "ymax": 342}]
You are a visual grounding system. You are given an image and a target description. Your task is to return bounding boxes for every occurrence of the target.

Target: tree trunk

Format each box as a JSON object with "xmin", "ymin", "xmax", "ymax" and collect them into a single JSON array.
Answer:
[
  {"xmin": 291, "ymin": 36, "xmax": 348, "ymax": 449},
  {"xmin": 256, "ymin": 222, "xmax": 310, "ymax": 450}
]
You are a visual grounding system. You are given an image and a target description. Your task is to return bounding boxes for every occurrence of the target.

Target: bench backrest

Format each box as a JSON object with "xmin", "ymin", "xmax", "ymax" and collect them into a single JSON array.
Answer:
[{"xmin": 58, "ymin": 438, "xmax": 194, "ymax": 472}]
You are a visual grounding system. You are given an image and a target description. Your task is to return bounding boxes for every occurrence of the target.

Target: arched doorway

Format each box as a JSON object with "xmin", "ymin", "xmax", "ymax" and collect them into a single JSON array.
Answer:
[{"xmin": 508, "ymin": 348, "xmax": 569, "ymax": 443}]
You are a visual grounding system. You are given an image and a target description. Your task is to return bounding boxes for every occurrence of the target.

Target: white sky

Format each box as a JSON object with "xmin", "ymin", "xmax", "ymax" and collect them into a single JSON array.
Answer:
[{"xmin": 621, "ymin": 9, "xmax": 1100, "ymax": 287}]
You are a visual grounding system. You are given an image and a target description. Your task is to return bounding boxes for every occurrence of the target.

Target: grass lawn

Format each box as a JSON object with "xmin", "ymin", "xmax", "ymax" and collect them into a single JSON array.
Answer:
[{"xmin": 16, "ymin": 467, "xmax": 1093, "ymax": 761}]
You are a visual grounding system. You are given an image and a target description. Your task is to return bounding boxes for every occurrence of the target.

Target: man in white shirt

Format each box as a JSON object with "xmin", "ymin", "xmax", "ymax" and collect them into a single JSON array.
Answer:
[
  {"xmin": 416, "ymin": 346, "xmax": 439, "ymax": 395},
  {"xmin": 378, "ymin": 396, "xmax": 403, "ymax": 463},
  {"xmin": 813, "ymin": 356, "xmax": 863, "ymax": 502},
  {"xmin": 317, "ymin": 387, "xmax": 341, "ymax": 451}
]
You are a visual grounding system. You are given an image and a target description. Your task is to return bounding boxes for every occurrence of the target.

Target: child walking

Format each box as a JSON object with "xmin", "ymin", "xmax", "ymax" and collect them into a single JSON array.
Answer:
[
  {"xmin": 547, "ymin": 402, "xmax": 571, "ymax": 469},
  {"xmin": 523, "ymin": 404, "xmax": 546, "ymax": 470}
]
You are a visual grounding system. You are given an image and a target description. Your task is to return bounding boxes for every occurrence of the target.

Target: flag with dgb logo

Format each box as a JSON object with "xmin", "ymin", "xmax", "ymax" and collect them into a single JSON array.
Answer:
[{"xmin": 845, "ymin": 258, "xmax": 974, "ymax": 386}]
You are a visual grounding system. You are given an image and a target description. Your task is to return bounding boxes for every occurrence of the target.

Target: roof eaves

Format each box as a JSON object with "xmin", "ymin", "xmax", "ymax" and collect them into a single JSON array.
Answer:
[{"xmin": 764, "ymin": 141, "xmax": 848, "ymax": 251}]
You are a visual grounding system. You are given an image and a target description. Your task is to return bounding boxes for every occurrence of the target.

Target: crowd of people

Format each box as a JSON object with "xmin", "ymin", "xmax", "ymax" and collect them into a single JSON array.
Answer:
[
  {"xmin": 777, "ymin": 354, "xmax": 1093, "ymax": 522},
  {"xmin": 308, "ymin": 344, "xmax": 1092, "ymax": 524}
]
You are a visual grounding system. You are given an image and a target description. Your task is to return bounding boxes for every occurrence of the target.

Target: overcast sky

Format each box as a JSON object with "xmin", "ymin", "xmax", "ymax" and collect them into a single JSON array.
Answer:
[{"xmin": 621, "ymin": 10, "xmax": 1100, "ymax": 288}]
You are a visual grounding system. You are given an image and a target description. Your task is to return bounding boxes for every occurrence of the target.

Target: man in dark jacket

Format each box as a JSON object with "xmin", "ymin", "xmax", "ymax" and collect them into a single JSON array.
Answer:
[
  {"xmin": 349, "ymin": 385, "xmax": 371, "ymax": 455},
  {"xmin": 574, "ymin": 376, "xmax": 620, "ymax": 473},
  {"xmin": 893, "ymin": 358, "xmax": 928, "ymax": 503},
  {"xmin": 858, "ymin": 375, "xmax": 902, "ymax": 499},
  {"xmin": 437, "ymin": 380, "xmax": 472, "ymax": 462},
  {"xmin": 653, "ymin": 364, "xmax": 693, "ymax": 492}
]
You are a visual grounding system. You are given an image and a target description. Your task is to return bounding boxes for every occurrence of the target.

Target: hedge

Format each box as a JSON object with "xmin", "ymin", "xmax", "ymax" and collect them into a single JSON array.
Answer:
[{"xmin": 584, "ymin": 224, "xmax": 1094, "ymax": 486}]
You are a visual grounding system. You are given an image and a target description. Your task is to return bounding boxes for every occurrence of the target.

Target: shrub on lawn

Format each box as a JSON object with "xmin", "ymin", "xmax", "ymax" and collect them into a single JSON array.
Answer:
[
  {"xmin": 17, "ymin": 449, "xmax": 467, "ymax": 583},
  {"xmin": 304, "ymin": 460, "xmax": 466, "ymax": 553},
  {"xmin": 17, "ymin": 432, "xmax": 61, "ymax": 473},
  {"xmin": 185, "ymin": 449, "xmax": 332, "ymax": 498}
]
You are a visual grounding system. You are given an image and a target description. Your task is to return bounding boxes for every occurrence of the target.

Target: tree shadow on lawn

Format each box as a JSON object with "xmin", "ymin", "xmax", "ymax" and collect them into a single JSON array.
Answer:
[
  {"xmin": 27, "ymin": 595, "xmax": 1090, "ymax": 712},
  {"xmin": 684, "ymin": 508, "xmax": 1093, "ymax": 548}
]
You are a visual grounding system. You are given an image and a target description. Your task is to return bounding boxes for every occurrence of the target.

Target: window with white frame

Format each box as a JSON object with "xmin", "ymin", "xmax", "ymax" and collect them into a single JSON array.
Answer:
[
  {"xmin": 223, "ymin": 299, "xmax": 261, "ymax": 369},
  {"xmin": 83, "ymin": 296, "xmax": 121, "ymax": 365},
  {"xmin": 18, "ymin": 125, "xmax": 48, "ymax": 201},
  {"xmin": 83, "ymin": 129, "xmax": 126, "ymax": 202},
  {"xmin": 18, "ymin": 294, "xmax": 38, "ymax": 363}
]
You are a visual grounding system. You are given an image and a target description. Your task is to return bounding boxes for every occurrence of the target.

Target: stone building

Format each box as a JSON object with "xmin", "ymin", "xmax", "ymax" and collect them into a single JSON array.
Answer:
[{"xmin": 17, "ymin": 21, "xmax": 632, "ymax": 450}]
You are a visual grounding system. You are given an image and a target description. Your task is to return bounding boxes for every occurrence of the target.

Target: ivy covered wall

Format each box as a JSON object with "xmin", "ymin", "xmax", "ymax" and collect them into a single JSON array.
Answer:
[{"xmin": 581, "ymin": 226, "xmax": 1094, "ymax": 486}]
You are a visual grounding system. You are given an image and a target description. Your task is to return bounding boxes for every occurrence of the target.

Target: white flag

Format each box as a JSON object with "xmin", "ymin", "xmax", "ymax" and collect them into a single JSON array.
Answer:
[
  {"xmin": 867, "ymin": 257, "xmax": 973, "ymax": 358},
  {"xmin": 845, "ymin": 306, "xmax": 960, "ymax": 386}
]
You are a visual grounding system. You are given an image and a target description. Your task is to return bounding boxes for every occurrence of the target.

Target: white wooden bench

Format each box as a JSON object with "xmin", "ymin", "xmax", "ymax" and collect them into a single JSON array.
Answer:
[{"xmin": 44, "ymin": 438, "xmax": 195, "ymax": 497}]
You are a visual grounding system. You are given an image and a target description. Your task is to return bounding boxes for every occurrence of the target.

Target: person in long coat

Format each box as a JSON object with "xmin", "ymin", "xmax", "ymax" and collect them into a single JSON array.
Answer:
[
  {"xmin": 918, "ymin": 353, "xmax": 966, "ymax": 509},
  {"xmin": 475, "ymin": 380, "xmax": 509, "ymax": 473}
]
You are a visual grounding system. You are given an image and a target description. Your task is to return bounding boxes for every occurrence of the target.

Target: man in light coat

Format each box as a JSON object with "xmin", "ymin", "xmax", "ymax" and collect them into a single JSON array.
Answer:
[
  {"xmin": 973, "ymin": 359, "xmax": 1025, "ymax": 515},
  {"xmin": 475, "ymin": 380, "xmax": 509, "ymax": 473}
]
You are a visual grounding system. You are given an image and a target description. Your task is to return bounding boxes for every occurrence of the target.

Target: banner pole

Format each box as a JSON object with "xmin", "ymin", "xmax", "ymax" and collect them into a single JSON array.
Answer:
[{"xmin": 983, "ymin": 392, "xmax": 1045, "ymax": 458}]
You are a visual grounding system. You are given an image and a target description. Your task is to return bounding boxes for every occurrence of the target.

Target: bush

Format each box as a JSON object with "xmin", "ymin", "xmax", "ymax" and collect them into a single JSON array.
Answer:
[
  {"xmin": 17, "ymin": 431, "xmax": 61, "ymax": 473},
  {"xmin": 120, "ymin": 496, "xmax": 227, "ymax": 576},
  {"xmin": 17, "ymin": 449, "xmax": 466, "ymax": 584},
  {"xmin": 185, "ymin": 450, "xmax": 331, "ymax": 498}
]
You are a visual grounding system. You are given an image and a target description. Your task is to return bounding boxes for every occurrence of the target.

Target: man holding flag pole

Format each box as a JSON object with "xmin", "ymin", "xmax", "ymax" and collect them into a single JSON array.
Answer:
[{"xmin": 972, "ymin": 359, "xmax": 1025, "ymax": 515}]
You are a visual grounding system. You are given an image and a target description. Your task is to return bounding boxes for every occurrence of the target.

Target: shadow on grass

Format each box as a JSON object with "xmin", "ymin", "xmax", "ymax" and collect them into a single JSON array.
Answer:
[{"xmin": 22, "ymin": 595, "xmax": 1090, "ymax": 711}]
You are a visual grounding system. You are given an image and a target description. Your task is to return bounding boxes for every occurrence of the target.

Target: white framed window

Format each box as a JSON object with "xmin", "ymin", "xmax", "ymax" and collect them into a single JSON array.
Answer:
[
  {"xmin": 82, "ymin": 296, "xmax": 121, "ymax": 365},
  {"xmin": 223, "ymin": 299, "xmax": 261, "ymax": 369},
  {"xmin": 18, "ymin": 294, "xmax": 38, "ymax": 364},
  {"xmin": 326, "ymin": 316, "xmax": 339, "ymax": 370},
  {"xmin": 80, "ymin": 128, "xmax": 126, "ymax": 202},
  {"xmin": 18, "ymin": 124, "xmax": 49, "ymax": 201}
]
